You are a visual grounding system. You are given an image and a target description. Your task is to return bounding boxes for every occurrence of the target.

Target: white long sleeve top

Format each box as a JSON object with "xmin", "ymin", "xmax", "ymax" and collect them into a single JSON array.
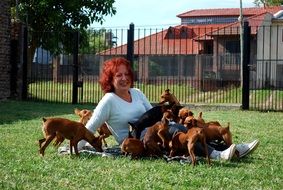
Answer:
[{"xmin": 82, "ymin": 88, "xmax": 152, "ymax": 146}]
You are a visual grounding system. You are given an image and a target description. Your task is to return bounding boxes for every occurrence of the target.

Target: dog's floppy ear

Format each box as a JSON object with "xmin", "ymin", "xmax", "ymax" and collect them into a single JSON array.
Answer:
[{"xmin": 42, "ymin": 118, "xmax": 47, "ymax": 122}]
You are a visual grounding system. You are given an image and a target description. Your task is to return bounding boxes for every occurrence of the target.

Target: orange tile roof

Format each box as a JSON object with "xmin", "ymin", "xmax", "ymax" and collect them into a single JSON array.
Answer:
[
  {"xmin": 99, "ymin": 6, "xmax": 283, "ymax": 56},
  {"xmin": 177, "ymin": 6, "xmax": 282, "ymax": 18},
  {"xmin": 99, "ymin": 24, "xmax": 228, "ymax": 55}
]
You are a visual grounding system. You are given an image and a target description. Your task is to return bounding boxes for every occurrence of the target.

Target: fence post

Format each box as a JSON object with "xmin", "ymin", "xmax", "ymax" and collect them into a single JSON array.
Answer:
[
  {"xmin": 10, "ymin": 39, "xmax": 18, "ymax": 98},
  {"xmin": 127, "ymin": 23, "xmax": 134, "ymax": 69},
  {"xmin": 72, "ymin": 31, "xmax": 79, "ymax": 104},
  {"xmin": 242, "ymin": 21, "xmax": 251, "ymax": 110},
  {"xmin": 22, "ymin": 26, "xmax": 28, "ymax": 100}
]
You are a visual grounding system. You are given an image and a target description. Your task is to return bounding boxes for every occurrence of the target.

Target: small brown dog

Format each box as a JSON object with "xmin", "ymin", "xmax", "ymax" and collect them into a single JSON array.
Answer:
[
  {"xmin": 52, "ymin": 108, "xmax": 93, "ymax": 147},
  {"xmin": 74, "ymin": 108, "xmax": 112, "ymax": 147},
  {"xmin": 169, "ymin": 131, "xmax": 188, "ymax": 157},
  {"xmin": 178, "ymin": 107, "xmax": 194, "ymax": 125},
  {"xmin": 38, "ymin": 117, "xmax": 103, "ymax": 156},
  {"xmin": 170, "ymin": 118, "xmax": 211, "ymax": 166},
  {"xmin": 159, "ymin": 89, "xmax": 184, "ymax": 123},
  {"xmin": 187, "ymin": 126, "xmax": 211, "ymax": 166},
  {"xmin": 143, "ymin": 110, "xmax": 173, "ymax": 157},
  {"xmin": 53, "ymin": 108, "xmax": 92, "ymax": 147},
  {"xmin": 192, "ymin": 112, "xmax": 233, "ymax": 146},
  {"xmin": 159, "ymin": 89, "xmax": 181, "ymax": 106},
  {"xmin": 183, "ymin": 115, "xmax": 196, "ymax": 129},
  {"xmin": 203, "ymin": 122, "xmax": 232, "ymax": 147},
  {"xmin": 121, "ymin": 137, "xmax": 145, "ymax": 159},
  {"xmin": 96, "ymin": 123, "xmax": 112, "ymax": 147},
  {"xmin": 74, "ymin": 108, "xmax": 92, "ymax": 125}
]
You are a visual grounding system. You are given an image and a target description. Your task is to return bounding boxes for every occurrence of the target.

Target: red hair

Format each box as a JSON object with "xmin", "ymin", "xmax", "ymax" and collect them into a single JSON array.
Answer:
[{"xmin": 99, "ymin": 57, "xmax": 134, "ymax": 93}]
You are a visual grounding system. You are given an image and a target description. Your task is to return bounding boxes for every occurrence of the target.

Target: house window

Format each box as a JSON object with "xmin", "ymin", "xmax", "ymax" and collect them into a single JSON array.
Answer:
[{"xmin": 225, "ymin": 40, "xmax": 240, "ymax": 53}]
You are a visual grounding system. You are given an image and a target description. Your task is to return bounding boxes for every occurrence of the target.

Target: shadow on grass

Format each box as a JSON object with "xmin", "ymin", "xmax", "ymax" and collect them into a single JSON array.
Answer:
[{"xmin": 0, "ymin": 100, "xmax": 95, "ymax": 125}]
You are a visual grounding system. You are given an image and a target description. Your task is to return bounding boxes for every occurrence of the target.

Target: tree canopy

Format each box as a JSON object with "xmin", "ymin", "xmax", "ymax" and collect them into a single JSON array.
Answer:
[
  {"xmin": 12, "ymin": 0, "xmax": 116, "ymax": 55},
  {"xmin": 253, "ymin": 0, "xmax": 283, "ymax": 6}
]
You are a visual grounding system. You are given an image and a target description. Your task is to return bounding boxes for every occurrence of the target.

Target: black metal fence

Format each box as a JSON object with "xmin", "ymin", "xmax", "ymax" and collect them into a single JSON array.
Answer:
[{"xmin": 24, "ymin": 23, "xmax": 283, "ymax": 111}]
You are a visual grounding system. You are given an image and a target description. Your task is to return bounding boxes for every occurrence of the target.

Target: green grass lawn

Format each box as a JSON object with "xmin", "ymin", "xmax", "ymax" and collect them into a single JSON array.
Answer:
[{"xmin": 0, "ymin": 100, "xmax": 282, "ymax": 189}]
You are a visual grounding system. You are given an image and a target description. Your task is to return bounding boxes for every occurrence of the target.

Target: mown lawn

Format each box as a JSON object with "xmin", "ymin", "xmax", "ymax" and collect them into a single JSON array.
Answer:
[{"xmin": 0, "ymin": 100, "xmax": 282, "ymax": 190}]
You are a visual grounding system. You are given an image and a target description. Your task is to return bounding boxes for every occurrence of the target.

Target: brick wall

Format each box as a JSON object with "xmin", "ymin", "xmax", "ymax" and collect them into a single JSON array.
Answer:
[{"xmin": 0, "ymin": 0, "xmax": 11, "ymax": 99}]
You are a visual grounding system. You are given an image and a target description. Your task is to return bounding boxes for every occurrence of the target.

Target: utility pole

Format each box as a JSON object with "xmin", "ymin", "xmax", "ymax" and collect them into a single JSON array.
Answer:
[{"xmin": 239, "ymin": 0, "xmax": 244, "ymax": 88}]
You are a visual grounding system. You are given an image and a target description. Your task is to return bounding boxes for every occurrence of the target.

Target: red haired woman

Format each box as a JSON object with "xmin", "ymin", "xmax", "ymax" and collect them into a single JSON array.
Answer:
[{"xmin": 76, "ymin": 57, "xmax": 258, "ymax": 160}]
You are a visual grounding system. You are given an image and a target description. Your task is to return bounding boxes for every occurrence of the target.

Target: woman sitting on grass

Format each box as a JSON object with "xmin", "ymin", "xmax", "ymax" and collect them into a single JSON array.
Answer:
[{"xmin": 77, "ymin": 57, "xmax": 259, "ymax": 160}]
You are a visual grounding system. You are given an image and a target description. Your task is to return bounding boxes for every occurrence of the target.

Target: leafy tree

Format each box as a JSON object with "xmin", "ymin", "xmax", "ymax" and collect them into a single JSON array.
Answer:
[
  {"xmin": 80, "ymin": 28, "xmax": 117, "ymax": 54},
  {"xmin": 254, "ymin": 0, "xmax": 283, "ymax": 6},
  {"xmin": 11, "ymin": 0, "xmax": 116, "ymax": 62}
]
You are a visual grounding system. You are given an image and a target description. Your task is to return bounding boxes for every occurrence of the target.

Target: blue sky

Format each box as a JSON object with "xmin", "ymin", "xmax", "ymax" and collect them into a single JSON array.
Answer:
[{"xmin": 91, "ymin": 0, "xmax": 256, "ymax": 28}]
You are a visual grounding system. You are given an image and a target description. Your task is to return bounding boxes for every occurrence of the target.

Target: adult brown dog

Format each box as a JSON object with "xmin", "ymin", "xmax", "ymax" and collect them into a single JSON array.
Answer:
[
  {"xmin": 143, "ymin": 110, "xmax": 173, "ymax": 157},
  {"xmin": 38, "ymin": 117, "xmax": 103, "ymax": 156},
  {"xmin": 74, "ymin": 108, "xmax": 112, "ymax": 147}
]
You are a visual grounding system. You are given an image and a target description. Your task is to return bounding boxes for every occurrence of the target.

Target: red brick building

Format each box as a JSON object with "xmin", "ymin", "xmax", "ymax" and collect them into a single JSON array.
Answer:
[{"xmin": 0, "ymin": 0, "xmax": 11, "ymax": 99}]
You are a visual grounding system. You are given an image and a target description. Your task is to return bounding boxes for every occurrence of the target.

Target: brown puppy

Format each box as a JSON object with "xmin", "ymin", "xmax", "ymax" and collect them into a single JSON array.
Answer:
[
  {"xmin": 52, "ymin": 108, "xmax": 93, "ymax": 147},
  {"xmin": 191, "ymin": 113, "xmax": 233, "ymax": 147},
  {"xmin": 53, "ymin": 108, "xmax": 92, "ymax": 146},
  {"xmin": 96, "ymin": 123, "xmax": 112, "ymax": 147},
  {"xmin": 38, "ymin": 117, "xmax": 103, "ymax": 156},
  {"xmin": 143, "ymin": 110, "xmax": 173, "ymax": 157},
  {"xmin": 158, "ymin": 89, "xmax": 184, "ymax": 123},
  {"xmin": 121, "ymin": 137, "xmax": 145, "ymax": 159},
  {"xmin": 169, "ymin": 131, "xmax": 188, "ymax": 157},
  {"xmin": 203, "ymin": 122, "xmax": 232, "ymax": 147},
  {"xmin": 178, "ymin": 107, "xmax": 194, "ymax": 125},
  {"xmin": 187, "ymin": 126, "xmax": 211, "ymax": 166},
  {"xmin": 159, "ymin": 89, "xmax": 181, "ymax": 106},
  {"xmin": 170, "ymin": 118, "xmax": 211, "ymax": 166},
  {"xmin": 183, "ymin": 115, "xmax": 196, "ymax": 129},
  {"xmin": 74, "ymin": 108, "xmax": 92, "ymax": 125},
  {"xmin": 74, "ymin": 108, "xmax": 112, "ymax": 147}
]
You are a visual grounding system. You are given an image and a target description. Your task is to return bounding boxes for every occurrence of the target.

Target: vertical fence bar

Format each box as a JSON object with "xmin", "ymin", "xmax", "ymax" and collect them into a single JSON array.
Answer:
[
  {"xmin": 127, "ymin": 23, "xmax": 134, "ymax": 69},
  {"xmin": 10, "ymin": 39, "xmax": 18, "ymax": 98},
  {"xmin": 22, "ymin": 26, "xmax": 28, "ymax": 100},
  {"xmin": 242, "ymin": 21, "xmax": 251, "ymax": 110},
  {"xmin": 72, "ymin": 31, "xmax": 79, "ymax": 104}
]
